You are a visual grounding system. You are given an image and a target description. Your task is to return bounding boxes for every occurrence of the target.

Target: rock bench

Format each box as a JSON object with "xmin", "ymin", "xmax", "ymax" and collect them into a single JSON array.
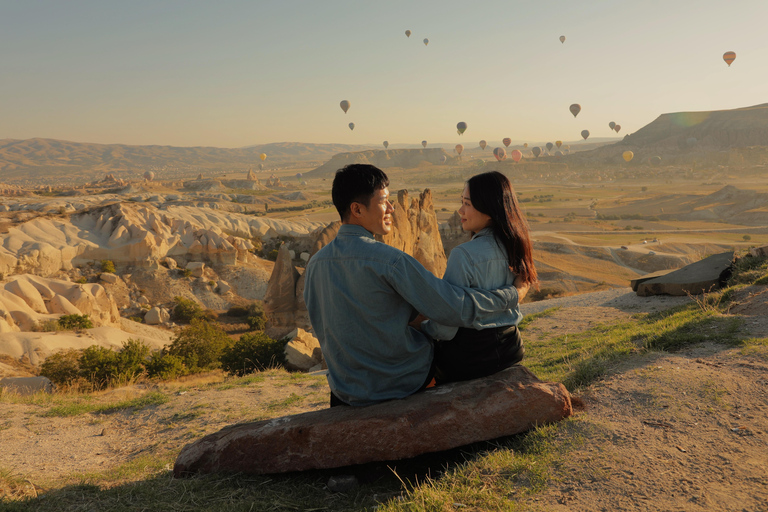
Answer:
[{"xmin": 174, "ymin": 365, "xmax": 572, "ymax": 477}]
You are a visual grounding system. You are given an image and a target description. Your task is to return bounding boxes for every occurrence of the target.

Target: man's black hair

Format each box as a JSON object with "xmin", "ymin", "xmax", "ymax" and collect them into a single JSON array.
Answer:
[{"xmin": 331, "ymin": 164, "xmax": 390, "ymax": 221}]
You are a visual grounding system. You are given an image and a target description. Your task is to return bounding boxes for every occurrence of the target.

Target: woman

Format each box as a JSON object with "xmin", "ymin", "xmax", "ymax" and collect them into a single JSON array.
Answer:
[{"xmin": 421, "ymin": 171, "xmax": 537, "ymax": 384}]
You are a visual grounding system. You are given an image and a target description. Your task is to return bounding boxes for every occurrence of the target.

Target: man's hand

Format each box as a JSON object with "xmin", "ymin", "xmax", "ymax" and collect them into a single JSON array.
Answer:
[{"xmin": 513, "ymin": 275, "xmax": 530, "ymax": 302}]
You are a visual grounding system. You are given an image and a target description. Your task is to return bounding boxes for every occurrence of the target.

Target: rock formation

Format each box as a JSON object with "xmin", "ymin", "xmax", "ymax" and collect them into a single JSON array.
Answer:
[
  {"xmin": 635, "ymin": 251, "xmax": 734, "ymax": 296},
  {"xmin": 263, "ymin": 245, "xmax": 302, "ymax": 337},
  {"xmin": 173, "ymin": 365, "xmax": 572, "ymax": 476}
]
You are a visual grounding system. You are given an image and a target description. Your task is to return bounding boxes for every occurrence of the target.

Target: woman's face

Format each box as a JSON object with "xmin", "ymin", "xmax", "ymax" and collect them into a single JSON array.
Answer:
[{"xmin": 458, "ymin": 184, "xmax": 492, "ymax": 233}]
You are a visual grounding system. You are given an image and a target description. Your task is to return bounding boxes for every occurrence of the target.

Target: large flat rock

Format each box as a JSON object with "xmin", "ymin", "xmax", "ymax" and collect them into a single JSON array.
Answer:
[
  {"xmin": 174, "ymin": 366, "xmax": 572, "ymax": 476},
  {"xmin": 636, "ymin": 251, "xmax": 734, "ymax": 297}
]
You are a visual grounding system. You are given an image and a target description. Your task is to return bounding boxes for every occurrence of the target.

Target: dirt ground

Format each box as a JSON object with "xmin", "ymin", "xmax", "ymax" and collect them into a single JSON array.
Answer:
[{"xmin": 1, "ymin": 287, "xmax": 767, "ymax": 510}]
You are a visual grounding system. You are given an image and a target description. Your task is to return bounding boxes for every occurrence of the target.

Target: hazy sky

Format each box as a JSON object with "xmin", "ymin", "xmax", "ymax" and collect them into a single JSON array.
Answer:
[{"xmin": 1, "ymin": 0, "xmax": 766, "ymax": 148}]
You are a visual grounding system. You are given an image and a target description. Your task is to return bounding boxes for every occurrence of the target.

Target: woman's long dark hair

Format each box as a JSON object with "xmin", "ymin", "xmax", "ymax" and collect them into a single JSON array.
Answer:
[{"xmin": 466, "ymin": 171, "xmax": 537, "ymax": 285}]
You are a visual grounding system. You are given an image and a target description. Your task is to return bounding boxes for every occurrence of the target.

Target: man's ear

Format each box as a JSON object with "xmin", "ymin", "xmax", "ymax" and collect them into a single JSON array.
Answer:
[{"xmin": 349, "ymin": 202, "xmax": 364, "ymax": 219}]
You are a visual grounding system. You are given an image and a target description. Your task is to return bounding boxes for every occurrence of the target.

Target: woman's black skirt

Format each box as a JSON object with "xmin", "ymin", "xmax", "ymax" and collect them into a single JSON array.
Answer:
[{"xmin": 434, "ymin": 324, "xmax": 524, "ymax": 384}]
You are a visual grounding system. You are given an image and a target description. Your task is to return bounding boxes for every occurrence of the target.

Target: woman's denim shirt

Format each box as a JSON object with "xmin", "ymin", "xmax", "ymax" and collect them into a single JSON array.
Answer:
[{"xmin": 422, "ymin": 227, "xmax": 522, "ymax": 341}]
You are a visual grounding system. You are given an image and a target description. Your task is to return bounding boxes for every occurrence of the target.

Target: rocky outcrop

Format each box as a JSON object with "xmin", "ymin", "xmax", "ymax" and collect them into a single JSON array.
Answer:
[
  {"xmin": 0, "ymin": 274, "xmax": 121, "ymax": 332},
  {"xmin": 636, "ymin": 251, "xmax": 734, "ymax": 296},
  {"xmin": 173, "ymin": 365, "xmax": 572, "ymax": 476},
  {"xmin": 263, "ymin": 245, "xmax": 301, "ymax": 337}
]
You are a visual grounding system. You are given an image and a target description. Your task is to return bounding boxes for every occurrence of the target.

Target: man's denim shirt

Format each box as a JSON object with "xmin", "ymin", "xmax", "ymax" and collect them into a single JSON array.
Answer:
[
  {"xmin": 422, "ymin": 227, "xmax": 522, "ymax": 341},
  {"xmin": 303, "ymin": 224, "xmax": 519, "ymax": 406}
]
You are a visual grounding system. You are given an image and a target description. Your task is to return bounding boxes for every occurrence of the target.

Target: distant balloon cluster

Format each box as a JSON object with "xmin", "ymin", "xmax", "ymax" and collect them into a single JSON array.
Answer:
[{"xmin": 328, "ymin": 28, "xmax": 738, "ymax": 167}]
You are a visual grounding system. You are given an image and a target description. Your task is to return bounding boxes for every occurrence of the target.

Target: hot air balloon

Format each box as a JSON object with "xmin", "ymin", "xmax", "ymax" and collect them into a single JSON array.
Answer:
[
  {"xmin": 650, "ymin": 156, "xmax": 662, "ymax": 166},
  {"xmin": 532, "ymin": 146, "xmax": 542, "ymax": 157},
  {"xmin": 383, "ymin": 141, "xmax": 389, "ymax": 149},
  {"xmin": 555, "ymin": 140, "xmax": 562, "ymax": 148},
  {"xmin": 456, "ymin": 122, "xmax": 467, "ymax": 135},
  {"xmin": 423, "ymin": 38, "xmax": 429, "ymax": 46},
  {"xmin": 559, "ymin": 35, "xmax": 566, "ymax": 44},
  {"xmin": 523, "ymin": 143, "xmax": 528, "ymax": 148},
  {"xmin": 502, "ymin": 138, "xmax": 511, "ymax": 147},
  {"xmin": 143, "ymin": 171, "xmax": 155, "ymax": 181},
  {"xmin": 569, "ymin": 104, "xmax": 581, "ymax": 117},
  {"xmin": 609, "ymin": 121, "xmax": 616, "ymax": 130},
  {"xmin": 349, "ymin": 122, "xmax": 355, "ymax": 131},
  {"xmin": 440, "ymin": 155, "xmax": 447, "ymax": 163},
  {"xmin": 493, "ymin": 147, "xmax": 507, "ymax": 161},
  {"xmin": 455, "ymin": 144, "xmax": 464, "ymax": 155},
  {"xmin": 614, "ymin": 125, "xmax": 621, "ymax": 133},
  {"xmin": 723, "ymin": 51, "xmax": 736, "ymax": 66},
  {"xmin": 260, "ymin": 153, "xmax": 267, "ymax": 161},
  {"xmin": 622, "ymin": 151, "xmax": 634, "ymax": 162},
  {"xmin": 546, "ymin": 142, "xmax": 554, "ymax": 151},
  {"xmin": 479, "ymin": 140, "xmax": 487, "ymax": 150},
  {"xmin": 581, "ymin": 130, "xmax": 590, "ymax": 140},
  {"xmin": 422, "ymin": 140, "xmax": 427, "ymax": 148},
  {"xmin": 296, "ymin": 172, "xmax": 303, "ymax": 180},
  {"xmin": 405, "ymin": 30, "xmax": 411, "ymax": 38},
  {"xmin": 340, "ymin": 100, "xmax": 350, "ymax": 114},
  {"xmin": 510, "ymin": 149, "xmax": 522, "ymax": 163}
]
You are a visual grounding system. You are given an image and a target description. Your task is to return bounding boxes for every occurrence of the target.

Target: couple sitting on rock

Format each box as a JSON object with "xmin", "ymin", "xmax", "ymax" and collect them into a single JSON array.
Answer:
[{"xmin": 304, "ymin": 164, "xmax": 537, "ymax": 407}]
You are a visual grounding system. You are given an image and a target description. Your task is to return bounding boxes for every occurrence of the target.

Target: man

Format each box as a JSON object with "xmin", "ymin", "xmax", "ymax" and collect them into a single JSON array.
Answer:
[{"xmin": 304, "ymin": 164, "xmax": 529, "ymax": 406}]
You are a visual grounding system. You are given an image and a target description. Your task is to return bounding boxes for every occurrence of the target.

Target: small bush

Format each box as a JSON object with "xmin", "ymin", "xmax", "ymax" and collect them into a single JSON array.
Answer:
[
  {"xmin": 180, "ymin": 268, "xmax": 192, "ymax": 278},
  {"xmin": 116, "ymin": 339, "xmax": 151, "ymax": 381},
  {"xmin": 266, "ymin": 249, "xmax": 280, "ymax": 261},
  {"xmin": 40, "ymin": 349, "xmax": 82, "ymax": 387},
  {"xmin": 101, "ymin": 260, "xmax": 116, "ymax": 273},
  {"xmin": 245, "ymin": 302, "xmax": 267, "ymax": 331},
  {"xmin": 743, "ymin": 235, "xmax": 752, "ymax": 241},
  {"xmin": 76, "ymin": 277, "xmax": 88, "ymax": 284},
  {"xmin": 220, "ymin": 332, "xmax": 286, "ymax": 376},
  {"xmin": 168, "ymin": 319, "xmax": 232, "ymax": 372},
  {"xmin": 79, "ymin": 345, "xmax": 119, "ymax": 389},
  {"xmin": 145, "ymin": 351, "xmax": 185, "ymax": 380},
  {"xmin": 226, "ymin": 305, "xmax": 250, "ymax": 317},
  {"xmin": 58, "ymin": 314, "xmax": 93, "ymax": 330},
  {"xmin": 172, "ymin": 296, "xmax": 204, "ymax": 323}
]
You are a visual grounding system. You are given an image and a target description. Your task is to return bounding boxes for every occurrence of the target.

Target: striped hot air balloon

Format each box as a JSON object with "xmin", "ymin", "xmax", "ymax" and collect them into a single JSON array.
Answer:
[{"xmin": 723, "ymin": 51, "xmax": 736, "ymax": 66}]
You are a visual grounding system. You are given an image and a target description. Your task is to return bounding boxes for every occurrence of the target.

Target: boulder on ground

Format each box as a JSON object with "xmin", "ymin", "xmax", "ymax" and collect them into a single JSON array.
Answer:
[
  {"xmin": 283, "ymin": 328, "xmax": 323, "ymax": 371},
  {"xmin": 0, "ymin": 376, "xmax": 54, "ymax": 395},
  {"xmin": 636, "ymin": 251, "xmax": 734, "ymax": 297},
  {"xmin": 186, "ymin": 262, "xmax": 206, "ymax": 278},
  {"xmin": 144, "ymin": 306, "xmax": 170, "ymax": 325},
  {"xmin": 174, "ymin": 365, "xmax": 572, "ymax": 476},
  {"xmin": 100, "ymin": 272, "xmax": 119, "ymax": 284},
  {"xmin": 750, "ymin": 244, "xmax": 768, "ymax": 258}
]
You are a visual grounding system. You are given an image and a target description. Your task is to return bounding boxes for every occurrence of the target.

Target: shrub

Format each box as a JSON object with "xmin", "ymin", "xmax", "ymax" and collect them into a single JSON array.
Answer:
[
  {"xmin": 40, "ymin": 349, "xmax": 82, "ymax": 387},
  {"xmin": 743, "ymin": 235, "xmax": 752, "ymax": 241},
  {"xmin": 115, "ymin": 339, "xmax": 151, "ymax": 381},
  {"xmin": 58, "ymin": 314, "xmax": 93, "ymax": 330},
  {"xmin": 168, "ymin": 319, "xmax": 232, "ymax": 372},
  {"xmin": 78, "ymin": 345, "xmax": 119, "ymax": 389},
  {"xmin": 172, "ymin": 296, "xmax": 204, "ymax": 323},
  {"xmin": 145, "ymin": 351, "xmax": 185, "ymax": 380},
  {"xmin": 220, "ymin": 332, "xmax": 286, "ymax": 376},
  {"xmin": 101, "ymin": 260, "xmax": 116, "ymax": 273},
  {"xmin": 76, "ymin": 277, "xmax": 88, "ymax": 284},
  {"xmin": 266, "ymin": 249, "xmax": 279, "ymax": 261},
  {"xmin": 245, "ymin": 302, "xmax": 267, "ymax": 331}
]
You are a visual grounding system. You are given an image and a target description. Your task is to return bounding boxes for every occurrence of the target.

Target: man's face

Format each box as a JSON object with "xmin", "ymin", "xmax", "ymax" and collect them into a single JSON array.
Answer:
[{"xmin": 356, "ymin": 187, "xmax": 394, "ymax": 236}]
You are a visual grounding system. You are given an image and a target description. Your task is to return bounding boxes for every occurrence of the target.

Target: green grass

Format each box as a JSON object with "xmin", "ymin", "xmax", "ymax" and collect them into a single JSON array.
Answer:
[
  {"xmin": 41, "ymin": 392, "xmax": 169, "ymax": 417},
  {"xmin": 525, "ymin": 301, "xmax": 743, "ymax": 391},
  {"xmin": 518, "ymin": 306, "xmax": 560, "ymax": 331}
]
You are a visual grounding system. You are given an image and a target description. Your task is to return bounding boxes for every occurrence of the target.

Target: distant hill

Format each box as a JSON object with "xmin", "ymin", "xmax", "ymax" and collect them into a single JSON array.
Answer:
[
  {"xmin": 562, "ymin": 103, "xmax": 768, "ymax": 166},
  {"xmin": 306, "ymin": 148, "xmax": 454, "ymax": 178},
  {"xmin": 0, "ymin": 138, "xmax": 375, "ymax": 185}
]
